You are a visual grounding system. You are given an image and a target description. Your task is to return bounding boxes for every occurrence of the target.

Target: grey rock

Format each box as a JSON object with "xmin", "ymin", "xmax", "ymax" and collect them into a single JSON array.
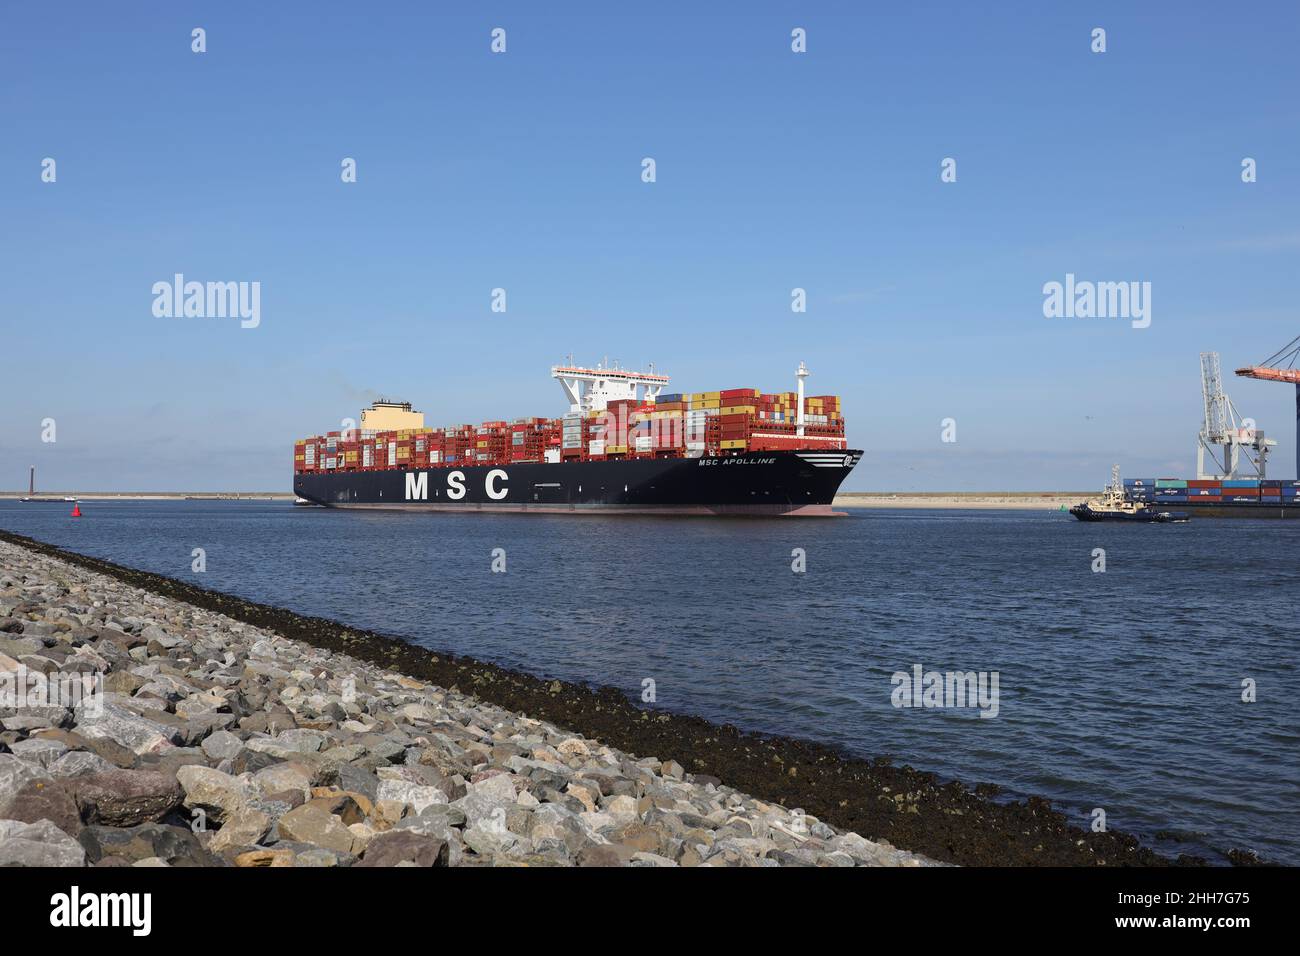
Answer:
[
  {"xmin": 78, "ymin": 822, "xmax": 220, "ymax": 866},
  {"xmin": 7, "ymin": 736, "xmax": 69, "ymax": 768},
  {"xmin": 463, "ymin": 813, "xmax": 520, "ymax": 858},
  {"xmin": 176, "ymin": 765, "xmax": 252, "ymax": 823},
  {"xmin": 73, "ymin": 698, "xmax": 180, "ymax": 755},
  {"xmin": 376, "ymin": 778, "xmax": 447, "ymax": 815},
  {"xmin": 454, "ymin": 773, "xmax": 517, "ymax": 827},
  {"xmin": 334, "ymin": 763, "xmax": 379, "ymax": 803},
  {"xmin": 48, "ymin": 750, "xmax": 115, "ymax": 778},
  {"xmin": 0, "ymin": 753, "xmax": 51, "ymax": 815},
  {"xmin": 200, "ymin": 730, "xmax": 244, "ymax": 761},
  {"xmin": 0, "ymin": 818, "xmax": 86, "ymax": 867},
  {"xmin": 245, "ymin": 728, "xmax": 327, "ymax": 758},
  {"xmin": 251, "ymin": 762, "xmax": 314, "ymax": 798}
]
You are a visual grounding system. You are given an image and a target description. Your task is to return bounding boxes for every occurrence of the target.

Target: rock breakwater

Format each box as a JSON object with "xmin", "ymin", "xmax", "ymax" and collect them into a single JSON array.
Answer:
[{"xmin": 0, "ymin": 537, "xmax": 933, "ymax": 867}]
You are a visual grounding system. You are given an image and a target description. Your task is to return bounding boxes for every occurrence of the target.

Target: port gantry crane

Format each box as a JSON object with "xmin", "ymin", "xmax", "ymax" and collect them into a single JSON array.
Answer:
[
  {"xmin": 1198, "ymin": 352, "xmax": 1274, "ymax": 479},
  {"xmin": 1235, "ymin": 335, "xmax": 1300, "ymax": 478}
]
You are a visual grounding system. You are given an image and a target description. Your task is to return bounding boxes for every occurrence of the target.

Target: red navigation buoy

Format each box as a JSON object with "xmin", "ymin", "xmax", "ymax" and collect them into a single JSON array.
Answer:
[{"xmin": 71, "ymin": 502, "xmax": 82, "ymax": 518}]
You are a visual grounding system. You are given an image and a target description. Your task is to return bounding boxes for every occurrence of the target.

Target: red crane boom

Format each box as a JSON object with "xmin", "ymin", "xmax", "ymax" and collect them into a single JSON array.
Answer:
[{"xmin": 1235, "ymin": 334, "xmax": 1300, "ymax": 477}]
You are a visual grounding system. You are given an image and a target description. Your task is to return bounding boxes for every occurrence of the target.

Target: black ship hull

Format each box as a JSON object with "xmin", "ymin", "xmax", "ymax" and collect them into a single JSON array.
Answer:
[
  {"xmin": 1070, "ymin": 504, "xmax": 1188, "ymax": 523},
  {"xmin": 294, "ymin": 450, "xmax": 862, "ymax": 516},
  {"xmin": 1137, "ymin": 500, "xmax": 1300, "ymax": 519}
]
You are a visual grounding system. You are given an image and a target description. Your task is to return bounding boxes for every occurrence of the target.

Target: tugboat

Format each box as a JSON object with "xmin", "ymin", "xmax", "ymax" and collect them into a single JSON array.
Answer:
[{"xmin": 1069, "ymin": 465, "xmax": 1190, "ymax": 523}]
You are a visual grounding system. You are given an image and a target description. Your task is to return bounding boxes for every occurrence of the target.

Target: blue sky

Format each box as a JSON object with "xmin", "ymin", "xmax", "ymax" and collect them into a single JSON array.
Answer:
[{"xmin": 3, "ymin": 1, "xmax": 1298, "ymax": 491}]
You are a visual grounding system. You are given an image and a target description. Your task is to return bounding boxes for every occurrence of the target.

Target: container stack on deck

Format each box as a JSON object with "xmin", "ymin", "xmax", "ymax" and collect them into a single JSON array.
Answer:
[
  {"xmin": 1125, "ymin": 477, "xmax": 1300, "ymax": 504},
  {"xmin": 294, "ymin": 384, "xmax": 846, "ymax": 474}
]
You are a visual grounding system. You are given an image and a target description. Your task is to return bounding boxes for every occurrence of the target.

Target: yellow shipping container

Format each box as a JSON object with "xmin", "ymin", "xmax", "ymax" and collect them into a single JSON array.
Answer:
[
  {"xmin": 720, "ymin": 405, "xmax": 757, "ymax": 416},
  {"xmin": 720, "ymin": 439, "xmax": 748, "ymax": 450},
  {"xmin": 605, "ymin": 445, "xmax": 628, "ymax": 453}
]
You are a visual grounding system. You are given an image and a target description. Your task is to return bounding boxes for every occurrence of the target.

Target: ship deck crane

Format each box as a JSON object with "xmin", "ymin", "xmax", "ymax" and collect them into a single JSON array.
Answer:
[
  {"xmin": 1234, "ymin": 335, "xmax": 1300, "ymax": 478},
  {"xmin": 1198, "ymin": 351, "xmax": 1274, "ymax": 479}
]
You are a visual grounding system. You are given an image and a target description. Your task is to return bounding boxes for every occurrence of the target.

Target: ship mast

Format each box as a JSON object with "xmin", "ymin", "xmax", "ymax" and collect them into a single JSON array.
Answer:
[{"xmin": 796, "ymin": 361, "xmax": 809, "ymax": 437}]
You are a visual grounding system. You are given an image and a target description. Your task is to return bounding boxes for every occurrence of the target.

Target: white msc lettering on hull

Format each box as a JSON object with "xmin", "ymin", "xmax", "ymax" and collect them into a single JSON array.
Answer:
[
  {"xmin": 404, "ymin": 469, "xmax": 509, "ymax": 501},
  {"xmin": 447, "ymin": 470, "xmax": 466, "ymax": 500},
  {"xmin": 485, "ymin": 469, "xmax": 509, "ymax": 500},
  {"xmin": 405, "ymin": 472, "xmax": 428, "ymax": 500}
]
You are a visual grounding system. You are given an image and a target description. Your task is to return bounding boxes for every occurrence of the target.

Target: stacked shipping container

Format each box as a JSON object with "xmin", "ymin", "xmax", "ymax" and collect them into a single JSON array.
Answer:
[
  {"xmin": 1124, "ymin": 477, "xmax": 1300, "ymax": 505},
  {"xmin": 295, "ymin": 384, "xmax": 846, "ymax": 474}
]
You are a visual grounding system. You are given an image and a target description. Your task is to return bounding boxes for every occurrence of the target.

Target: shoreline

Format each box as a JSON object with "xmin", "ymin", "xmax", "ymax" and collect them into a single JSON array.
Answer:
[
  {"xmin": 3, "ymin": 534, "xmax": 928, "ymax": 868},
  {"xmin": 834, "ymin": 493, "xmax": 1087, "ymax": 510},
  {"xmin": 0, "ymin": 529, "xmax": 1220, "ymax": 867},
  {"xmin": 2, "ymin": 492, "xmax": 1089, "ymax": 511},
  {"xmin": 0, "ymin": 493, "xmax": 294, "ymax": 501}
]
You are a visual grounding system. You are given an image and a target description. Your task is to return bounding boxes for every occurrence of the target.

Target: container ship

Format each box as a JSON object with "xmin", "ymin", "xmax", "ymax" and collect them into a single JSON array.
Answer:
[{"xmin": 293, "ymin": 361, "xmax": 861, "ymax": 516}]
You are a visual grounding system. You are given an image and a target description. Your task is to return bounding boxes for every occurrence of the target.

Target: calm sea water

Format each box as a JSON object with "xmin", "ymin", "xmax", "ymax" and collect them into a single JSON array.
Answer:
[{"xmin": 2, "ymin": 500, "xmax": 1296, "ymax": 864}]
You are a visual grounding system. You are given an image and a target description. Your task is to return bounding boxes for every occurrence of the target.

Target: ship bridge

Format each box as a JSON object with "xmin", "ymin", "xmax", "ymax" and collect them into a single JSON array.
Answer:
[{"xmin": 551, "ymin": 361, "xmax": 669, "ymax": 413}]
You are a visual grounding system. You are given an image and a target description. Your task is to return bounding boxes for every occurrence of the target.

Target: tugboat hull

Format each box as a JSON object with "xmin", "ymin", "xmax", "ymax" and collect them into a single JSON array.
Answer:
[{"xmin": 1069, "ymin": 504, "xmax": 1189, "ymax": 523}]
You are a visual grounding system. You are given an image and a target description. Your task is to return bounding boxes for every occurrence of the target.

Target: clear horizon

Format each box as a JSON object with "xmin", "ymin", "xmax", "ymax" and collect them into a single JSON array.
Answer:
[{"xmin": 4, "ymin": 1, "xmax": 1298, "ymax": 492}]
